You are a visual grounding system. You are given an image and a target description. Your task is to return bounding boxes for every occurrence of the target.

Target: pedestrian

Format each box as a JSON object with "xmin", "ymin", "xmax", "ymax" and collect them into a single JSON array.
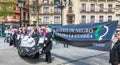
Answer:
[
  {"xmin": 64, "ymin": 43, "xmax": 68, "ymax": 48},
  {"xmin": 4, "ymin": 28, "xmax": 9, "ymax": 43},
  {"xmin": 31, "ymin": 28, "xmax": 40, "ymax": 59},
  {"xmin": 109, "ymin": 31, "xmax": 120, "ymax": 65},
  {"xmin": 31, "ymin": 28, "xmax": 40, "ymax": 44},
  {"xmin": 42, "ymin": 32, "xmax": 52, "ymax": 63}
]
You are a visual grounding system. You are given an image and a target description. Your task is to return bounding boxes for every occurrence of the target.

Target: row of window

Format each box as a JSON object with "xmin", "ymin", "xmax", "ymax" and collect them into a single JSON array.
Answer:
[
  {"xmin": 81, "ymin": 15, "xmax": 112, "ymax": 23},
  {"xmin": 41, "ymin": 15, "xmax": 112, "ymax": 24},
  {"xmin": 81, "ymin": 3, "xmax": 113, "ymax": 11},
  {"xmin": 32, "ymin": 4, "xmax": 113, "ymax": 14},
  {"xmin": 43, "ymin": 16, "xmax": 61, "ymax": 23},
  {"xmin": 32, "ymin": 0, "xmax": 62, "ymax": 5},
  {"xmin": 32, "ymin": 7, "xmax": 61, "ymax": 14}
]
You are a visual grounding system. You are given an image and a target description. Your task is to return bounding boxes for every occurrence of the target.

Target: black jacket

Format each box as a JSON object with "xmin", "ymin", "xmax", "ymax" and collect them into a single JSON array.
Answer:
[
  {"xmin": 109, "ymin": 40, "xmax": 120, "ymax": 65},
  {"xmin": 42, "ymin": 32, "xmax": 52, "ymax": 53}
]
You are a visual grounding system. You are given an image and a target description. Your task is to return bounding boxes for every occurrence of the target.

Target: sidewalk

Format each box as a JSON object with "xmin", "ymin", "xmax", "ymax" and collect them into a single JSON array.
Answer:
[{"xmin": 0, "ymin": 37, "xmax": 110, "ymax": 65}]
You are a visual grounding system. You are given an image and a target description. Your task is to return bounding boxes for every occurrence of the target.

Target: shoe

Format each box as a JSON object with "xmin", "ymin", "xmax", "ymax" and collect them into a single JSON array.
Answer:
[
  {"xmin": 45, "ymin": 60, "xmax": 48, "ymax": 62},
  {"xmin": 47, "ymin": 61, "xmax": 52, "ymax": 64}
]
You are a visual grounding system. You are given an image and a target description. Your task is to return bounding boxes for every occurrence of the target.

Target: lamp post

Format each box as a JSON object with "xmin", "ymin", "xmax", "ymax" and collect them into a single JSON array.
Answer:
[
  {"xmin": 18, "ymin": 0, "xmax": 23, "ymax": 27},
  {"xmin": 57, "ymin": 0, "xmax": 67, "ymax": 25},
  {"xmin": 30, "ymin": 0, "xmax": 41, "ymax": 29}
]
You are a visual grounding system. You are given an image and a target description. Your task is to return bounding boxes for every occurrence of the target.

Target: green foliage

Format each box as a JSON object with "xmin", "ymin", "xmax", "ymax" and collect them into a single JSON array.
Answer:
[{"xmin": 0, "ymin": 0, "xmax": 16, "ymax": 20}]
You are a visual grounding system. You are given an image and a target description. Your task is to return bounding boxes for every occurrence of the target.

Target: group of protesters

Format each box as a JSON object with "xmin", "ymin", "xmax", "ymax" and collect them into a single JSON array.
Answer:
[
  {"xmin": 4, "ymin": 27, "xmax": 48, "ymax": 45},
  {"xmin": 4, "ymin": 26, "xmax": 53, "ymax": 63}
]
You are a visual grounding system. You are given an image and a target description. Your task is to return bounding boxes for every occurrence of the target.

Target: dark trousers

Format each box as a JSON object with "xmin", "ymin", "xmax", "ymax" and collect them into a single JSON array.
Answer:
[
  {"xmin": 45, "ymin": 51, "xmax": 52, "ymax": 63},
  {"xmin": 64, "ymin": 44, "xmax": 68, "ymax": 48},
  {"xmin": 111, "ymin": 63, "xmax": 118, "ymax": 65}
]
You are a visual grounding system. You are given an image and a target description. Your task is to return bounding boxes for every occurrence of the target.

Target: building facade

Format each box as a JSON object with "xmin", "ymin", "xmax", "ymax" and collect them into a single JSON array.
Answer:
[{"xmin": 29, "ymin": 0, "xmax": 120, "ymax": 26}]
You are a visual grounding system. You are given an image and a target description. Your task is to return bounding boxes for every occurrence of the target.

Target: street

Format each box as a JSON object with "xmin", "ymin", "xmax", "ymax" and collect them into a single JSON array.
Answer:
[{"xmin": 0, "ymin": 37, "xmax": 111, "ymax": 65}]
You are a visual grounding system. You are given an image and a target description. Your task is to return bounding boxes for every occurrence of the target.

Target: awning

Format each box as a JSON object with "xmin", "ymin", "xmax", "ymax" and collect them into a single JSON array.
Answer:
[
  {"xmin": 13, "ymin": 10, "xmax": 20, "ymax": 14},
  {"xmin": 7, "ymin": 18, "xmax": 20, "ymax": 22}
]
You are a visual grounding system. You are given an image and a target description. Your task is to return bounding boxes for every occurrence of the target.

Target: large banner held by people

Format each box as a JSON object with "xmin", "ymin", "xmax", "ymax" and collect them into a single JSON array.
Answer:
[{"xmin": 51, "ymin": 21, "xmax": 118, "ymax": 46}]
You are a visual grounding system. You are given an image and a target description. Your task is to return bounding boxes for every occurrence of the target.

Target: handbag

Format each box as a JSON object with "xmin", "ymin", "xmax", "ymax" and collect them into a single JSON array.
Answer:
[{"xmin": 9, "ymin": 40, "xmax": 13, "ymax": 46}]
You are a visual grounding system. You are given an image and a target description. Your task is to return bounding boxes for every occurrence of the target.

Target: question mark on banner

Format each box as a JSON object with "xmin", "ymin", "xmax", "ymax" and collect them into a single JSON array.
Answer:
[
  {"xmin": 99, "ymin": 26, "xmax": 109, "ymax": 41},
  {"xmin": 95, "ymin": 25, "xmax": 109, "ymax": 41}
]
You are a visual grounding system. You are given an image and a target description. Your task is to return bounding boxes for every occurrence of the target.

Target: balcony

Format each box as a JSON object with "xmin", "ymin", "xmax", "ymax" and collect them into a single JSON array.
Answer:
[
  {"xmin": 90, "ymin": 10, "xmax": 95, "ymax": 12},
  {"xmin": 116, "ymin": 12, "xmax": 120, "ymax": 16},
  {"xmin": 42, "ymin": 21, "xmax": 50, "ymax": 24},
  {"xmin": 67, "ymin": 14, "xmax": 75, "ymax": 23},
  {"xmin": 99, "ymin": 10, "xmax": 104, "ymax": 12},
  {"xmin": 89, "ymin": 0, "xmax": 96, "ymax": 1},
  {"xmin": 13, "ymin": 10, "xmax": 20, "ymax": 14},
  {"xmin": 7, "ymin": 18, "xmax": 19, "ymax": 22},
  {"xmin": 43, "ymin": 12, "xmax": 50, "ymax": 14},
  {"xmin": 80, "ymin": 0, "xmax": 88, "ymax": 2},
  {"xmin": 107, "ymin": 0, "xmax": 116, "ymax": 1},
  {"xmin": 67, "ymin": 20, "xmax": 74, "ymax": 22},
  {"xmin": 108, "ymin": 9, "xmax": 113, "ymax": 13},
  {"xmin": 54, "ymin": 21, "xmax": 61, "ymax": 24},
  {"xmin": 42, "ymin": 0, "xmax": 49, "ymax": 4},
  {"xmin": 41, "ymin": 1, "xmax": 55, "ymax": 6},
  {"xmin": 68, "ymin": 10, "xmax": 73, "ymax": 13},
  {"xmin": 98, "ymin": 0, "xmax": 106, "ymax": 1},
  {"xmin": 40, "ymin": 12, "xmax": 61, "ymax": 15},
  {"xmin": 81, "ymin": 21, "xmax": 86, "ymax": 24},
  {"xmin": 54, "ymin": 12, "xmax": 61, "ymax": 14},
  {"xmin": 116, "ymin": 2, "xmax": 120, "ymax": 6},
  {"xmin": 99, "ymin": 20, "xmax": 103, "ymax": 22},
  {"xmin": 80, "ymin": 9, "xmax": 114, "ymax": 13}
]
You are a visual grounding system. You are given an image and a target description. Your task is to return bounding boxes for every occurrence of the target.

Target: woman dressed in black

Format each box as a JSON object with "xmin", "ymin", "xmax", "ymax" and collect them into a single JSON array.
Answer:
[
  {"xmin": 42, "ymin": 32, "xmax": 52, "ymax": 63},
  {"xmin": 109, "ymin": 31, "xmax": 120, "ymax": 65}
]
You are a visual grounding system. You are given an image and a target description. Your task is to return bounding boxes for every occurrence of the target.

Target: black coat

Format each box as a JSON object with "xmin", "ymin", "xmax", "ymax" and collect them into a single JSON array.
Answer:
[
  {"xmin": 109, "ymin": 40, "xmax": 120, "ymax": 65},
  {"xmin": 42, "ymin": 32, "xmax": 52, "ymax": 53}
]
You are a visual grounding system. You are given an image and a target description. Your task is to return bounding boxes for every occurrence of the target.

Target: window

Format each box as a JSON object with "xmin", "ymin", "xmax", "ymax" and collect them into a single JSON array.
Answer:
[
  {"xmin": 91, "ymin": 4, "xmax": 95, "ymax": 11},
  {"xmin": 108, "ymin": 16, "xmax": 112, "ymax": 21},
  {"xmin": 32, "ymin": 0, "xmax": 36, "ymax": 14},
  {"xmin": 99, "ymin": 16, "xmax": 103, "ymax": 22},
  {"xmin": 43, "ymin": 16, "xmax": 49, "ymax": 22},
  {"xmin": 81, "ymin": 15, "xmax": 86, "ymax": 23},
  {"xmin": 32, "ymin": 0, "xmax": 36, "ymax": 4},
  {"xmin": 90, "ymin": 16, "xmax": 95, "ymax": 23},
  {"xmin": 43, "ymin": 0, "xmax": 49, "ymax": 4},
  {"xmin": 99, "ymin": 4, "xmax": 104, "ymax": 12},
  {"xmin": 81, "ymin": 3, "xmax": 86, "ymax": 11},
  {"xmin": 43, "ymin": 7, "xmax": 49, "ymax": 13},
  {"xmin": 54, "ymin": 0, "xmax": 60, "ymax": 5},
  {"xmin": 68, "ymin": 7, "xmax": 72, "ymax": 13},
  {"xmin": 54, "ymin": 16, "xmax": 60, "ymax": 22},
  {"xmin": 108, "ymin": 4, "xmax": 112, "ymax": 12},
  {"xmin": 68, "ymin": 0, "xmax": 73, "ymax": 6},
  {"xmin": 54, "ymin": 7, "xmax": 60, "ymax": 13}
]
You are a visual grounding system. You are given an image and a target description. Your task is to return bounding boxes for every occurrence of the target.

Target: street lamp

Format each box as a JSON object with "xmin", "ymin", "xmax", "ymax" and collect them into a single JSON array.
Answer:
[
  {"xmin": 18, "ymin": 0, "xmax": 23, "ymax": 27},
  {"xmin": 57, "ymin": 0, "xmax": 67, "ymax": 25}
]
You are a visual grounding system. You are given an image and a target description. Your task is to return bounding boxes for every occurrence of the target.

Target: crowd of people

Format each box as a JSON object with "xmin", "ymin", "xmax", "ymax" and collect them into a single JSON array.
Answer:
[{"xmin": 4, "ymin": 26, "xmax": 53, "ymax": 63}]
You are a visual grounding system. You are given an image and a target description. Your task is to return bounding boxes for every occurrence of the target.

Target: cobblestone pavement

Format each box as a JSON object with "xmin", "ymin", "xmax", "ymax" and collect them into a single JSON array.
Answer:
[{"xmin": 0, "ymin": 37, "xmax": 111, "ymax": 65}]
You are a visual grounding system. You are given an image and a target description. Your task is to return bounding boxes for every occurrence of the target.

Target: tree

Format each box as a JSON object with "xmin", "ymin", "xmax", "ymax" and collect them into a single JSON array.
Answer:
[{"xmin": 0, "ymin": 0, "xmax": 16, "ymax": 22}]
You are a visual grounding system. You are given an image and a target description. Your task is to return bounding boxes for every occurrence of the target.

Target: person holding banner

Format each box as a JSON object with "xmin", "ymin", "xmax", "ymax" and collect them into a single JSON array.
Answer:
[
  {"xmin": 109, "ymin": 31, "xmax": 120, "ymax": 65},
  {"xmin": 31, "ymin": 28, "xmax": 40, "ymax": 44},
  {"xmin": 31, "ymin": 28, "xmax": 40, "ymax": 59},
  {"xmin": 42, "ymin": 32, "xmax": 52, "ymax": 63}
]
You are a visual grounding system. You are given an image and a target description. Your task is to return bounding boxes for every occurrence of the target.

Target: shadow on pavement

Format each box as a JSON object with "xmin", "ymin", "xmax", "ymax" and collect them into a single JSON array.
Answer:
[
  {"xmin": 18, "ymin": 55, "xmax": 45, "ymax": 64},
  {"xmin": 52, "ymin": 53, "xmax": 90, "ymax": 65}
]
